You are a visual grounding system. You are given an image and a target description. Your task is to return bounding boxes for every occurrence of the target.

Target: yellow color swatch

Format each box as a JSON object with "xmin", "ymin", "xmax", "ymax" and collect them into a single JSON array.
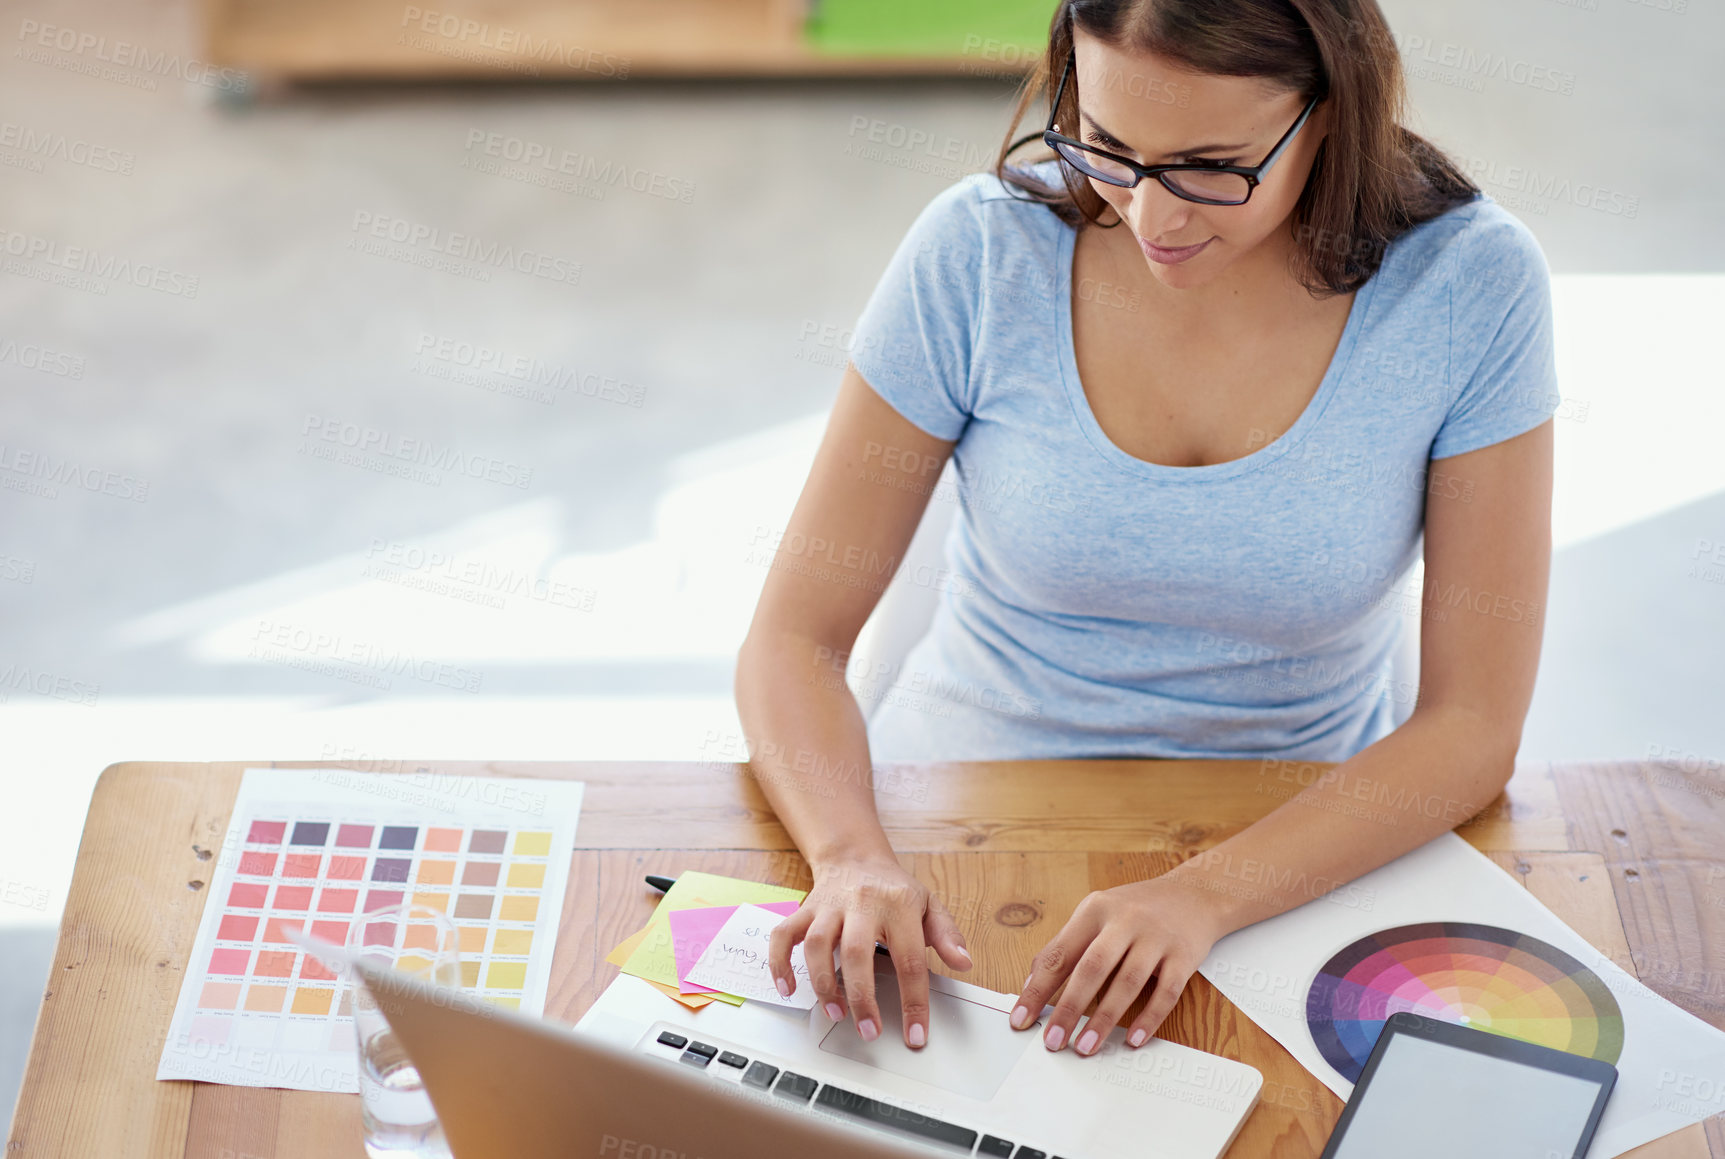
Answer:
[
  {"xmin": 488, "ymin": 995, "xmax": 521, "ymax": 1010},
  {"xmin": 458, "ymin": 925, "xmax": 488, "ymax": 954},
  {"xmin": 499, "ymin": 895, "xmax": 539, "ymax": 922},
  {"xmin": 492, "ymin": 929, "xmax": 534, "ymax": 955},
  {"xmin": 486, "ymin": 962, "xmax": 527, "ymax": 990},
  {"xmin": 506, "ymin": 863, "xmax": 546, "ymax": 889},
  {"xmin": 513, "ymin": 832, "xmax": 552, "ymax": 856},
  {"xmin": 411, "ymin": 891, "xmax": 449, "ymax": 912},
  {"xmin": 291, "ymin": 988, "xmax": 334, "ymax": 1015}
]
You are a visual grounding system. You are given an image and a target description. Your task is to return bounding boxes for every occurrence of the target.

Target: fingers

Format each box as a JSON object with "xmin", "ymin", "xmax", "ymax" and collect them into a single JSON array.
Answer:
[
  {"xmin": 922, "ymin": 896, "xmax": 972, "ymax": 972},
  {"xmin": 766, "ymin": 905, "xmax": 815, "ymax": 998},
  {"xmin": 1123, "ymin": 953, "xmax": 1198, "ymax": 1048},
  {"xmin": 1036, "ymin": 935, "xmax": 1128, "ymax": 1053},
  {"xmin": 839, "ymin": 919, "xmax": 883, "ymax": 1042},
  {"xmin": 1011, "ymin": 903, "xmax": 1102, "ymax": 1034},
  {"xmin": 885, "ymin": 907, "xmax": 932, "ymax": 1049},
  {"xmin": 802, "ymin": 910, "xmax": 848, "ymax": 1024},
  {"xmin": 1071, "ymin": 945, "xmax": 1161, "ymax": 1056}
]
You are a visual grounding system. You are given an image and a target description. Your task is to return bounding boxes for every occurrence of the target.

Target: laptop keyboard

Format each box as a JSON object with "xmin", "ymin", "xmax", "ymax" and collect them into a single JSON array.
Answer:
[{"xmin": 653, "ymin": 1030, "xmax": 1066, "ymax": 1159}]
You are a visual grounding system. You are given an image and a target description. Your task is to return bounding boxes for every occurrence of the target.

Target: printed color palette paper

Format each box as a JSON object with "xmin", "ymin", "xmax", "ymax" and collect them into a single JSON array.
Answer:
[{"xmin": 157, "ymin": 768, "xmax": 584, "ymax": 1091}]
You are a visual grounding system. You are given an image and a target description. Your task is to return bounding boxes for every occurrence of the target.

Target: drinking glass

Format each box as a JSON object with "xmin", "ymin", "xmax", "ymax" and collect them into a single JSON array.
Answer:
[{"xmin": 346, "ymin": 903, "xmax": 461, "ymax": 1158}]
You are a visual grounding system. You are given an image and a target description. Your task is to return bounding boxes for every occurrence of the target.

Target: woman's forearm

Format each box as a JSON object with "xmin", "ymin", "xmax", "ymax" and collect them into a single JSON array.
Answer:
[
  {"xmin": 734, "ymin": 626, "xmax": 897, "ymax": 870},
  {"xmin": 1162, "ymin": 703, "xmax": 1520, "ymax": 936}
]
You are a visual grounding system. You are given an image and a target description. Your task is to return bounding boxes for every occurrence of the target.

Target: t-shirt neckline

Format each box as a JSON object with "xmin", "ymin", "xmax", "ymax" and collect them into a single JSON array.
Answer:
[{"xmin": 1054, "ymin": 221, "xmax": 1379, "ymax": 483}]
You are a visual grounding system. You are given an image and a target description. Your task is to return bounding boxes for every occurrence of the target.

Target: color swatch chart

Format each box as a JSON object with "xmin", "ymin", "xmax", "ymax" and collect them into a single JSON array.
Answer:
[{"xmin": 157, "ymin": 768, "xmax": 584, "ymax": 1090}]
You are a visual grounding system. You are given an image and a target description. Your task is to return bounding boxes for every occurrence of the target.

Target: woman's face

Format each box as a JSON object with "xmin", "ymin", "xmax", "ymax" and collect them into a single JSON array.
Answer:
[{"xmin": 1067, "ymin": 31, "xmax": 1326, "ymax": 291}]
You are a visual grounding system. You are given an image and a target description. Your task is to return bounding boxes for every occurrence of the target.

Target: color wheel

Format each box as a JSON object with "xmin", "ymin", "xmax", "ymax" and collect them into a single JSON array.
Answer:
[{"xmin": 1305, "ymin": 921, "xmax": 1624, "ymax": 1083}]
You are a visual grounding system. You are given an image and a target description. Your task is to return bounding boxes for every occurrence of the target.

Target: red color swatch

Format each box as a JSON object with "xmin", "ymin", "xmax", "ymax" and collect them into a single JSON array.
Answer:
[{"xmin": 227, "ymin": 882, "xmax": 269, "ymax": 908}]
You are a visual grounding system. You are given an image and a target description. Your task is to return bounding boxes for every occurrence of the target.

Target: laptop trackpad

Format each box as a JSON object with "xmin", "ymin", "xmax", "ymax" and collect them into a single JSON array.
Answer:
[{"xmin": 817, "ymin": 965, "xmax": 1031, "ymax": 1102}]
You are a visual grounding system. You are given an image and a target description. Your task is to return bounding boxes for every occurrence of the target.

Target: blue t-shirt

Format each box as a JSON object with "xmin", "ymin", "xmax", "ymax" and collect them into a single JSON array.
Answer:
[{"xmin": 852, "ymin": 163, "xmax": 1560, "ymax": 764}]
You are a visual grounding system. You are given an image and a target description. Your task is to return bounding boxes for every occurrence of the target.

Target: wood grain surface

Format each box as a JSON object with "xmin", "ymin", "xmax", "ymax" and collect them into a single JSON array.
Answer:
[{"xmin": 6, "ymin": 757, "xmax": 1720, "ymax": 1158}]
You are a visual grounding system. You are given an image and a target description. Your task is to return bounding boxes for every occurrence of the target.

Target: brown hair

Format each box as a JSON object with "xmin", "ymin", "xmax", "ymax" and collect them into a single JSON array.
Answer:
[{"xmin": 994, "ymin": 0, "xmax": 1479, "ymax": 296}]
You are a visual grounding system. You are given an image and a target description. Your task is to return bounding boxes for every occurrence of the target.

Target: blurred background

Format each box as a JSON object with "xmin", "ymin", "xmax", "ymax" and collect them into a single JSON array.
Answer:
[{"xmin": 2, "ymin": 0, "xmax": 1722, "ymax": 1133}]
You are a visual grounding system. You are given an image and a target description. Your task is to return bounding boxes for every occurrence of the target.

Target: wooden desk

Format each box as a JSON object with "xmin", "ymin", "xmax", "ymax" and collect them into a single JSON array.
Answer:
[
  {"xmin": 8, "ymin": 758, "xmax": 1724, "ymax": 1158},
  {"xmin": 204, "ymin": 0, "xmax": 1038, "ymax": 83}
]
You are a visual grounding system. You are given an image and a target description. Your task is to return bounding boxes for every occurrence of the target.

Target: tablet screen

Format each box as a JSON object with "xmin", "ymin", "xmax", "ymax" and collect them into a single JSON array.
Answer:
[{"xmin": 1327, "ymin": 1031, "xmax": 1607, "ymax": 1159}]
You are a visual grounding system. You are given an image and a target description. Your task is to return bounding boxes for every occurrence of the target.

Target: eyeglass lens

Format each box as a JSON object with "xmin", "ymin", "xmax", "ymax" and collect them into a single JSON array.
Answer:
[{"xmin": 1050, "ymin": 139, "xmax": 1252, "ymax": 204}]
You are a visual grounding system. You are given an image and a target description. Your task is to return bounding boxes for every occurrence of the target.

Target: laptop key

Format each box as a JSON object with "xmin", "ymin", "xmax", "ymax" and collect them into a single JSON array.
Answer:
[
  {"xmin": 684, "ymin": 1041, "xmax": 718, "ymax": 1059},
  {"xmin": 655, "ymin": 1032, "xmax": 688, "ymax": 1050},
  {"xmin": 1013, "ymin": 1149, "xmax": 1047, "ymax": 1159},
  {"xmin": 717, "ymin": 1051, "xmax": 749, "ymax": 1068},
  {"xmin": 978, "ymin": 1136, "xmax": 1014, "ymax": 1157},
  {"xmin": 774, "ymin": 1071, "xmax": 818, "ymax": 1103},
  {"xmin": 742, "ymin": 1061, "xmax": 779, "ymax": 1089},
  {"xmin": 814, "ymin": 1084, "xmax": 980, "ymax": 1151},
  {"xmin": 678, "ymin": 1049, "xmax": 712, "ymax": 1068}
]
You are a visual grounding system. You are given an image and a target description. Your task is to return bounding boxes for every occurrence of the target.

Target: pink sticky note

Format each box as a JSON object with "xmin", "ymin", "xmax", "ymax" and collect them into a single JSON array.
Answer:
[{"xmin": 669, "ymin": 901, "xmax": 799, "ymax": 994}]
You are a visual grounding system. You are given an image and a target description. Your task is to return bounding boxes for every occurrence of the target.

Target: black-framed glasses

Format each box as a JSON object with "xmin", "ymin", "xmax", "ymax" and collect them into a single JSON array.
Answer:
[{"xmin": 1023, "ymin": 48, "xmax": 1320, "ymax": 207}]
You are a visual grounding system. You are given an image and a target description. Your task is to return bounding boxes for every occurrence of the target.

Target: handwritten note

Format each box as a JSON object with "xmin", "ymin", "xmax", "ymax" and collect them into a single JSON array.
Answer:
[
  {"xmin": 669, "ymin": 900, "xmax": 800, "ymax": 994},
  {"xmin": 683, "ymin": 903, "xmax": 817, "ymax": 1010}
]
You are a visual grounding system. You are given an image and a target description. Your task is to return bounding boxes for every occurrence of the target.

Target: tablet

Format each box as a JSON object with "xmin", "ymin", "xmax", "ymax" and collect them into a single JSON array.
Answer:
[{"xmin": 1319, "ymin": 1011, "xmax": 1617, "ymax": 1159}]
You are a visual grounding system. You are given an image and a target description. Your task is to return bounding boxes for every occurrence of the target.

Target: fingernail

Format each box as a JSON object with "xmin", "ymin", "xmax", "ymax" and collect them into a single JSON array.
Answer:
[
  {"xmin": 955, "ymin": 945, "xmax": 972, "ymax": 965},
  {"xmin": 907, "ymin": 1023, "xmax": 926, "ymax": 1047},
  {"xmin": 1128, "ymin": 1028, "xmax": 1147, "ymax": 1047},
  {"xmin": 1077, "ymin": 1029, "xmax": 1098, "ymax": 1055},
  {"xmin": 859, "ymin": 1019, "xmax": 879, "ymax": 1042},
  {"xmin": 775, "ymin": 975, "xmax": 791, "ymax": 997},
  {"xmin": 825, "ymin": 1003, "xmax": 844, "ymax": 1022},
  {"xmin": 1044, "ymin": 1024, "xmax": 1065, "ymax": 1051},
  {"xmin": 1010, "ymin": 1005, "xmax": 1030, "ymax": 1029}
]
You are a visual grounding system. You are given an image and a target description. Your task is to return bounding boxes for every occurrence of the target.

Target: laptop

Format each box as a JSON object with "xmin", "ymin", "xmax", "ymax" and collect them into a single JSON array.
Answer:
[{"xmin": 347, "ymin": 949, "xmax": 1264, "ymax": 1159}]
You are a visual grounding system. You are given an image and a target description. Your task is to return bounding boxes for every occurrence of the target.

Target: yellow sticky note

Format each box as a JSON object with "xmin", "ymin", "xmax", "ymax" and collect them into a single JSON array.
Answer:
[
  {"xmin": 617, "ymin": 872, "xmax": 804, "ymax": 997},
  {"xmin": 646, "ymin": 978, "xmax": 715, "ymax": 1010},
  {"xmin": 605, "ymin": 924, "xmax": 651, "ymax": 967}
]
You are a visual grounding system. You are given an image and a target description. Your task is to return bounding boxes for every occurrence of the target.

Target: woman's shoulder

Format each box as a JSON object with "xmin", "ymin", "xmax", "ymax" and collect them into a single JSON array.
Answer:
[
  {"xmin": 887, "ymin": 163, "xmax": 1071, "ymax": 299},
  {"xmin": 909, "ymin": 162, "xmax": 1074, "ymax": 243},
  {"xmin": 1377, "ymin": 193, "xmax": 1550, "ymax": 303}
]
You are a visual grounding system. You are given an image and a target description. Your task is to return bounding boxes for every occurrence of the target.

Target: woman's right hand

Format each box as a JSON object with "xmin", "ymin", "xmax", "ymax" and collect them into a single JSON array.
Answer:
[{"xmin": 767, "ymin": 853, "xmax": 972, "ymax": 1049}]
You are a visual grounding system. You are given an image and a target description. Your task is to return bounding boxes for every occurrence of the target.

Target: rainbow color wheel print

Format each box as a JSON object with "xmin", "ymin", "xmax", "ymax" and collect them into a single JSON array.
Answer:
[{"xmin": 1305, "ymin": 921, "xmax": 1625, "ymax": 1083}]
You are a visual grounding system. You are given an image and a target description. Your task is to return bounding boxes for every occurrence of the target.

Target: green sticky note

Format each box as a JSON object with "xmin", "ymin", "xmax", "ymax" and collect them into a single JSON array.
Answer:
[
  {"xmin": 805, "ymin": 0, "xmax": 1057, "ymax": 57},
  {"xmin": 618, "ymin": 872, "xmax": 805, "ymax": 1003}
]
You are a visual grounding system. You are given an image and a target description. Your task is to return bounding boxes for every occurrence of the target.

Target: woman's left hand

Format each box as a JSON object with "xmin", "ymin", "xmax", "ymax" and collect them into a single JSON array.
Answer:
[{"xmin": 1009, "ymin": 873, "xmax": 1229, "ymax": 1056}]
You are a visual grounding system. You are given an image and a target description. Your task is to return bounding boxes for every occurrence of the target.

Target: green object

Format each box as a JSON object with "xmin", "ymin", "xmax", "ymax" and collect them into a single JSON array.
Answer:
[{"xmin": 804, "ymin": 0, "xmax": 1056, "ymax": 58}]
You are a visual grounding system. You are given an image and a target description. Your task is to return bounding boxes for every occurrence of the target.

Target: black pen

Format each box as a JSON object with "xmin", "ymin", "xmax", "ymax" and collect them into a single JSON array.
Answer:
[{"xmin": 643, "ymin": 874, "xmax": 891, "ymax": 958}]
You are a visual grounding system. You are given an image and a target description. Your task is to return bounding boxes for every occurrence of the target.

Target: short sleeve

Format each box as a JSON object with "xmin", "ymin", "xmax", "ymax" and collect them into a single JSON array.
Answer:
[
  {"xmin": 847, "ymin": 176, "xmax": 986, "ymax": 441},
  {"xmin": 1430, "ymin": 206, "xmax": 1561, "ymax": 460}
]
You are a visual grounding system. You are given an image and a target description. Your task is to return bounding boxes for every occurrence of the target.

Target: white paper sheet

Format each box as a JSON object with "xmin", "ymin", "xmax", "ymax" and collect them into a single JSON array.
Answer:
[
  {"xmin": 1197, "ymin": 832, "xmax": 1725, "ymax": 1157},
  {"xmin": 156, "ymin": 767, "xmax": 584, "ymax": 1090},
  {"xmin": 684, "ymin": 902, "xmax": 818, "ymax": 1009}
]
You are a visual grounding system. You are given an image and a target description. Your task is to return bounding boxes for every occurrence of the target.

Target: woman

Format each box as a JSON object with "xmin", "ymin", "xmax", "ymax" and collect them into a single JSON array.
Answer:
[{"xmin": 735, "ymin": 0, "xmax": 1556, "ymax": 1060}]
